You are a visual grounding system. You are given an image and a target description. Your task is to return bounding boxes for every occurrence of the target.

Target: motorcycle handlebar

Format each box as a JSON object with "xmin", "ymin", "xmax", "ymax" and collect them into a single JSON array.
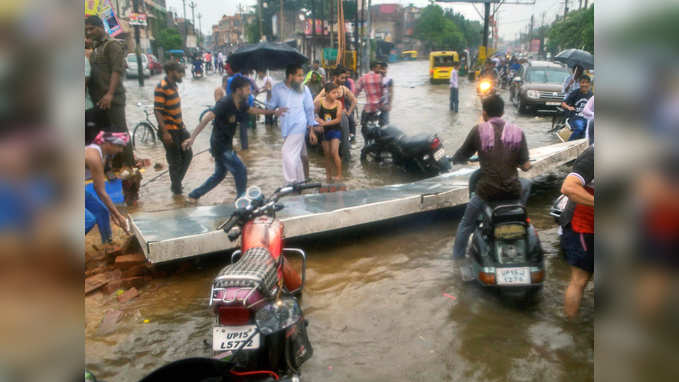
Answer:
[{"xmin": 219, "ymin": 215, "xmax": 238, "ymax": 233}]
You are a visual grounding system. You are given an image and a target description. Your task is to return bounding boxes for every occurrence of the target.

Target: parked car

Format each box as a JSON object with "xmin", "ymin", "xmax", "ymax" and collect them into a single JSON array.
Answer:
[
  {"xmin": 126, "ymin": 53, "xmax": 150, "ymax": 78},
  {"xmin": 145, "ymin": 54, "xmax": 162, "ymax": 75},
  {"xmin": 510, "ymin": 60, "xmax": 570, "ymax": 114}
]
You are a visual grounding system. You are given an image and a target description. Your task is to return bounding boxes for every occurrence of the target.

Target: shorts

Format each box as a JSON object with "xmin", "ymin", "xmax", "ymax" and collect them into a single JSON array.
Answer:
[
  {"xmin": 323, "ymin": 128, "xmax": 342, "ymax": 141},
  {"xmin": 561, "ymin": 224, "xmax": 594, "ymax": 273}
]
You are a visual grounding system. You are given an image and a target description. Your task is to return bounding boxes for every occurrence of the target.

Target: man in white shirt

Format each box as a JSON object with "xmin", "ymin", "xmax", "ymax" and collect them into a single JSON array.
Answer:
[
  {"xmin": 268, "ymin": 64, "xmax": 319, "ymax": 184},
  {"xmin": 255, "ymin": 70, "xmax": 274, "ymax": 127},
  {"xmin": 449, "ymin": 62, "xmax": 460, "ymax": 112}
]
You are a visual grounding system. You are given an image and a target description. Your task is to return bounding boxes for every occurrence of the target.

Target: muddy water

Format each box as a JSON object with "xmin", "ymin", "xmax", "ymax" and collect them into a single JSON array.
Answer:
[{"xmin": 85, "ymin": 61, "xmax": 593, "ymax": 381}]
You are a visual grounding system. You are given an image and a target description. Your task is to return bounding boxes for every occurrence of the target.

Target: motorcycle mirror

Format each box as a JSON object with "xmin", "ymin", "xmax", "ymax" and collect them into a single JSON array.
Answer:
[
  {"xmin": 255, "ymin": 297, "xmax": 303, "ymax": 335},
  {"xmin": 246, "ymin": 185, "xmax": 263, "ymax": 202}
]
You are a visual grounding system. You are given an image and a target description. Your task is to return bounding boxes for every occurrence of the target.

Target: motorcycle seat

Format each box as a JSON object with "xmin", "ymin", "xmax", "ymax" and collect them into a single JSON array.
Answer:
[
  {"xmin": 213, "ymin": 247, "xmax": 278, "ymax": 297},
  {"xmin": 398, "ymin": 133, "xmax": 433, "ymax": 153}
]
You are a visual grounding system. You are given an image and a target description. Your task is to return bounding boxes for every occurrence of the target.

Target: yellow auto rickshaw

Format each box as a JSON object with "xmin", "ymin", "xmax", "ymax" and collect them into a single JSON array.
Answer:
[
  {"xmin": 429, "ymin": 51, "xmax": 459, "ymax": 84},
  {"xmin": 401, "ymin": 50, "xmax": 417, "ymax": 60}
]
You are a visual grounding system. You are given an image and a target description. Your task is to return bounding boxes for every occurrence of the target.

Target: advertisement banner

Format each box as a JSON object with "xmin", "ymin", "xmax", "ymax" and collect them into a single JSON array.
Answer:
[
  {"xmin": 85, "ymin": 0, "xmax": 100, "ymax": 16},
  {"xmin": 304, "ymin": 19, "xmax": 327, "ymax": 36},
  {"xmin": 129, "ymin": 13, "xmax": 148, "ymax": 26},
  {"xmin": 97, "ymin": 0, "xmax": 122, "ymax": 37}
]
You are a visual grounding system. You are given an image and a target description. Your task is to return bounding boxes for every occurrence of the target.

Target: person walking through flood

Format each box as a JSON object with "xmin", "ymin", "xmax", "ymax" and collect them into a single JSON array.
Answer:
[
  {"xmin": 314, "ymin": 83, "xmax": 344, "ymax": 181},
  {"xmin": 314, "ymin": 67, "xmax": 358, "ymax": 143},
  {"xmin": 449, "ymin": 62, "xmax": 460, "ymax": 112},
  {"xmin": 268, "ymin": 64, "xmax": 319, "ymax": 184},
  {"xmin": 181, "ymin": 77, "xmax": 284, "ymax": 203},
  {"xmin": 154, "ymin": 61, "xmax": 193, "ymax": 196},
  {"xmin": 255, "ymin": 70, "xmax": 275, "ymax": 128},
  {"xmin": 355, "ymin": 62, "xmax": 385, "ymax": 132},
  {"xmin": 558, "ymin": 146, "xmax": 594, "ymax": 319},
  {"xmin": 85, "ymin": 131, "xmax": 130, "ymax": 245},
  {"xmin": 451, "ymin": 95, "xmax": 532, "ymax": 264}
]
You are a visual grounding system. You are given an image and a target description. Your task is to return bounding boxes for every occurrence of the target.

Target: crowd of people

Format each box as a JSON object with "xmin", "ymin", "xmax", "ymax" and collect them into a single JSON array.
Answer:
[{"xmin": 84, "ymin": 12, "xmax": 593, "ymax": 320}]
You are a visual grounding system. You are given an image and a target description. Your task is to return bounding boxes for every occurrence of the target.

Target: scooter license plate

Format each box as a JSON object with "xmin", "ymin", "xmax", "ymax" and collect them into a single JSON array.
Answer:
[
  {"xmin": 213, "ymin": 325, "xmax": 260, "ymax": 351},
  {"xmin": 496, "ymin": 267, "xmax": 531, "ymax": 285},
  {"xmin": 546, "ymin": 102, "xmax": 560, "ymax": 106},
  {"xmin": 433, "ymin": 148, "xmax": 445, "ymax": 161}
]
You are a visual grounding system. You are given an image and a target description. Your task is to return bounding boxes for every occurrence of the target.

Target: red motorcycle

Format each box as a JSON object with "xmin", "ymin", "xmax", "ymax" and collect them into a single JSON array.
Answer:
[{"xmin": 209, "ymin": 181, "xmax": 321, "ymax": 381}]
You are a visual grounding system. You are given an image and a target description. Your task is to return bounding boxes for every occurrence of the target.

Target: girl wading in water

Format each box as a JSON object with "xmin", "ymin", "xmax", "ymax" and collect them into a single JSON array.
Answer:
[{"xmin": 314, "ymin": 82, "xmax": 344, "ymax": 181}]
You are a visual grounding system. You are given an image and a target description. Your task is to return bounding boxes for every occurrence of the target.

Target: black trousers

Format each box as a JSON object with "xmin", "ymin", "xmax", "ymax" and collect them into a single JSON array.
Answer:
[
  {"xmin": 87, "ymin": 104, "xmax": 135, "ymax": 168},
  {"xmin": 160, "ymin": 128, "xmax": 193, "ymax": 194}
]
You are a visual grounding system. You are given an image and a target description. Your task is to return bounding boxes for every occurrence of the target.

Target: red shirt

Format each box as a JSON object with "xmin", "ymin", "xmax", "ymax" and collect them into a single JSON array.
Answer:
[
  {"xmin": 355, "ymin": 71, "xmax": 383, "ymax": 113},
  {"xmin": 571, "ymin": 186, "xmax": 594, "ymax": 233}
]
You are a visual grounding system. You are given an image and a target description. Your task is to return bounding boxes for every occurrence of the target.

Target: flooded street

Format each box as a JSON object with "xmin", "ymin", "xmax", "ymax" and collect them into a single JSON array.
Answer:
[{"xmin": 85, "ymin": 60, "xmax": 593, "ymax": 381}]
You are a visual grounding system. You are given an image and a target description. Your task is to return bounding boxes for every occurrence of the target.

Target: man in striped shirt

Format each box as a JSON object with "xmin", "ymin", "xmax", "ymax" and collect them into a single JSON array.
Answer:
[
  {"xmin": 355, "ymin": 61, "xmax": 385, "ymax": 134},
  {"xmin": 154, "ymin": 61, "xmax": 193, "ymax": 195}
]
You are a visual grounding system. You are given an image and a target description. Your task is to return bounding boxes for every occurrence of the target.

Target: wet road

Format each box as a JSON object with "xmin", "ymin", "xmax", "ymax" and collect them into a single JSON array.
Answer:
[{"xmin": 85, "ymin": 60, "xmax": 593, "ymax": 381}]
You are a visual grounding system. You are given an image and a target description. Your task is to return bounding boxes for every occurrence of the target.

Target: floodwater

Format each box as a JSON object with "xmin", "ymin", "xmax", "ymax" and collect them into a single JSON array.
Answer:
[{"xmin": 85, "ymin": 60, "xmax": 593, "ymax": 381}]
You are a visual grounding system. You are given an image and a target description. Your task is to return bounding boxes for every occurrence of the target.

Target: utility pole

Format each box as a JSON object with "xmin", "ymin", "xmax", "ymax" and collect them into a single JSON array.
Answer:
[
  {"xmin": 529, "ymin": 14, "xmax": 534, "ymax": 40},
  {"xmin": 198, "ymin": 13, "xmax": 202, "ymax": 45},
  {"xmin": 279, "ymin": 0, "xmax": 284, "ymax": 41},
  {"xmin": 564, "ymin": 0, "xmax": 569, "ymax": 18},
  {"xmin": 133, "ymin": 0, "xmax": 144, "ymax": 86},
  {"xmin": 190, "ymin": 2, "xmax": 197, "ymax": 35},
  {"xmin": 182, "ymin": 0, "xmax": 188, "ymax": 50},
  {"xmin": 330, "ymin": 0, "xmax": 335, "ymax": 48},
  {"xmin": 584, "ymin": 0, "xmax": 588, "ymax": 8},
  {"xmin": 257, "ymin": 0, "xmax": 263, "ymax": 40},
  {"xmin": 354, "ymin": 0, "xmax": 360, "ymax": 72},
  {"xmin": 367, "ymin": 0, "xmax": 372, "ymax": 59},
  {"xmin": 482, "ymin": 1, "xmax": 490, "ymax": 49},
  {"xmin": 579, "ymin": 0, "xmax": 582, "ymax": 9}
]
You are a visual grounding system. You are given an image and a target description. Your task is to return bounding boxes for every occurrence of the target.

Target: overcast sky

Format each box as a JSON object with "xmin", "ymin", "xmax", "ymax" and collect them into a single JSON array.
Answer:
[{"xmin": 164, "ymin": 0, "xmax": 587, "ymax": 41}]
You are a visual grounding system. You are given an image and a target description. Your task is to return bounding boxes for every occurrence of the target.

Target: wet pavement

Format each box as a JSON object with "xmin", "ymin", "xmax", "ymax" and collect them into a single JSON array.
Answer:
[{"xmin": 85, "ymin": 60, "xmax": 593, "ymax": 381}]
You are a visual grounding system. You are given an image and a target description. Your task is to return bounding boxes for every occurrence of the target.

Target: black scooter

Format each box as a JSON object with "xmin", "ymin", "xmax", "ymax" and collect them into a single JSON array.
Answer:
[
  {"xmin": 459, "ymin": 171, "xmax": 545, "ymax": 297},
  {"xmin": 360, "ymin": 112, "xmax": 451, "ymax": 175}
]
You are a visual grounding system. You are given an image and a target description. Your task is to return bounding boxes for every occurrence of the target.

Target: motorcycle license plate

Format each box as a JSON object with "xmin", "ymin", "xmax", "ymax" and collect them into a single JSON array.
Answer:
[
  {"xmin": 546, "ymin": 102, "xmax": 560, "ymax": 106},
  {"xmin": 213, "ymin": 325, "xmax": 260, "ymax": 351},
  {"xmin": 433, "ymin": 149, "xmax": 445, "ymax": 161},
  {"xmin": 496, "ymin": 267, "xmax": 530, "ymax": 285}
]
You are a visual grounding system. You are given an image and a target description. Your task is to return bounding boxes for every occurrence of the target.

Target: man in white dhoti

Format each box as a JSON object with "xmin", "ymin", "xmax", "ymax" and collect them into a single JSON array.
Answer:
[{"xmin": 268, "ymin": 64, "xmax": 319, "ymax": 184}]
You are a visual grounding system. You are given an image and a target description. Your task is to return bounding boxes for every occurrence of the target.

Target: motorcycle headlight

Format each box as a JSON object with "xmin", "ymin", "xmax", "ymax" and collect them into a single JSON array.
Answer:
[{"xmin": 526, "ymin": 90, "xmax": 539, "ymax": 99}]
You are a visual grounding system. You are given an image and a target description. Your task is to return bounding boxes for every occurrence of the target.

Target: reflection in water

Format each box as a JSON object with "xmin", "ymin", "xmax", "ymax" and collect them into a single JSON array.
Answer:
[{"xmin": 86, "ymin": 61, "xmax": 592, "ymax": 381}]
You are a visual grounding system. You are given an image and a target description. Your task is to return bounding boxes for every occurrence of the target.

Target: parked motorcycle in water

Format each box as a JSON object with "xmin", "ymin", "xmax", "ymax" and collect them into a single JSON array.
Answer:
[
  {"xmin": 458, "ymin": 171, "xmax": 545, "ymax": 297},
  {"xmin": 114, "ymin": 294, "xmax": 307, "ymax": 382},
  {"xmin": 360, "ymin": 112, "xmax": 451, "ymax": 175},
  {"xmin": 209, "ymin": 181, "xmax": 320, "ymax": 380}
]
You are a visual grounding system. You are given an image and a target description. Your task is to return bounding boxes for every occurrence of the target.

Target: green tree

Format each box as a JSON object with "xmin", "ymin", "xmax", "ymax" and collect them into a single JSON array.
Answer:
[
  {"xmin": 156, "ymin": 28, "xmax": 183, "ymax": 52},
  {"xmin": 546, "ymin": 5, "xmax": 593, "ymax": 54},
  {"xmin": 415, "ymin": 4, "xmax": 465, "ymax": 52},
  {"xmin": 444, "ymin": 10, "xmax": 483, "ymax": 48}
]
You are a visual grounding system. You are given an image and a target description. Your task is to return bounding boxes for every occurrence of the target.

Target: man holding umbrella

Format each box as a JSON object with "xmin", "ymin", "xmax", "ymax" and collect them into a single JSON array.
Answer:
[
  {"xmin": 268, "ymin": 64, "xmax": 319, "ymax": 184},
  {"xmin": 227, "ymin": 42, "xmax": 315, "ymax": 183}
]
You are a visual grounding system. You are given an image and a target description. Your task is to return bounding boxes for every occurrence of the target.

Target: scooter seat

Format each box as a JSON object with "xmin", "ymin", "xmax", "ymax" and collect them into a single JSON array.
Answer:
[
  {"xmin": 213, "ymin": 247, "xmax": 278, "ymax": 297},
  {"xmin": 488, "ymin": 202, "xmax": 526, "ymax": 224}
]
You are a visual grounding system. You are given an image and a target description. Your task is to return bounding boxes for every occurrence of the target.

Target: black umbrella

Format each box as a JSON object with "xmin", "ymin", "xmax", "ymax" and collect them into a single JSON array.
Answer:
[
  {"xmin": 554, "ymin": 49, "xmax": 593, "ymax": 70},
  {"xmin": 227, "ymin": 42, "xmax": 308, "ymax": 72}
]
